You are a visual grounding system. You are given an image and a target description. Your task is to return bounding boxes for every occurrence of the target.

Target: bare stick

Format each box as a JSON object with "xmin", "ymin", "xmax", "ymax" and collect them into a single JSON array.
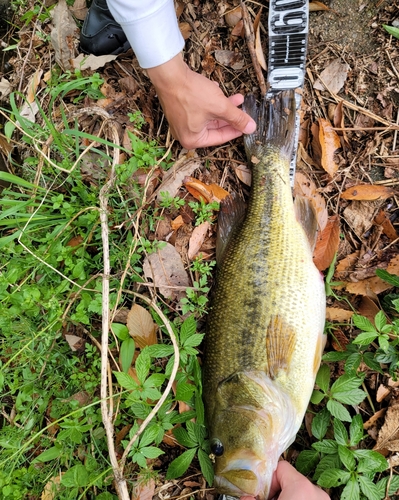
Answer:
[
  {"xmin": 99, "ymin": 121, "xmax": 130, "ymax": 500},
  {"xmin": 241, "ymin": 2, "xmax": 267, "ymax": 95}
]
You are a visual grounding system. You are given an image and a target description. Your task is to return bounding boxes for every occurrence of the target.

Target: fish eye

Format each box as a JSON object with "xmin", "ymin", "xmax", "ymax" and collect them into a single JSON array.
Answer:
[{"xmin": 211, "ymin": 439, "xmax": 224, "ymax": 457}]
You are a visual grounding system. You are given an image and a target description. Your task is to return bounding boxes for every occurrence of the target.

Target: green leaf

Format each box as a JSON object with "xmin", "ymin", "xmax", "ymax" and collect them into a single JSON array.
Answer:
[
  {"xmin": 349, "ymin": 414, "xmax": 364, "ymax": 446},
  {"xmin": 316, "ymin": 364, "xmax": 330, "ymax": 393},
  {"xmin": 139, "ymin": 425, "xmax": 160, "ymax": 448},
  {"xmin": 376, "ymin": 268, "xmax": 399, "ymax": 286},
  {"xmin": 295, "ymin": 450, "xmax": 320, "ymax": 476},
  {"xmin": 317, "ymin": 468, "xmax": 350, "ymax": 488},
  {"xmin": 323, "ymin": 351, "xmax": 349, "ymax": 362},
  {"xmin": 311, "ymin": 390, "xmax": 325, "ymax": 405},
  {"xmin": 135, "ymin": 348, "xmax": 151, "ymax": 384},
  {"xmin": 111, "ymin": 323, "xmax": 129, "ymax": 340},
  {"xmin": 327, "ymin": 399, "xmax": 352, "ymax": 422},
  {"xmin": 341, "ymin": 477, "xmax": 360, "ymax": 500},
  {"xmin": 198, "ymin": 447, "xmax": 214, "ymax": 485},
  {"xmin": 353, "ymin": 331, "xmax": 379, "ymax": 345},
  {"xmin": 166, "ymin": 447, "xmax": 197, "ymax": 479},
  {"xmin": 170, "ymin": 410, "xmax": 197, "ymax": 424},
  {"xmin": 379, "ymin": 335, "xmax": 389, "ymax": 352},
  {"xmin": 312, "ymin": 407, "xmax": 330, "ymax": 440},
  {"xmin": 358, "ymin": 475, "xmax": 381, "ymax": 500},
  {"xmin": 140, "ymin": 446, "xmax": 164, "ymax": 459},
  {"xmin": 146, "ymin": 344, "xmax": 175, "ymax": 357},
  {"xmin": 338, "ymin": 445, "xmax": 355, "ymax": 472},
  {"xmin": 376, "ymin": 474, "xmax": 399, "ymax": 497},
  {"xmin": 313, "ymin": 454, "xmax": 341, "ymax": 481},
  {"xmin": 353, "ymin": 314, "xmax": 376, "ymax": 333},
  {"xmin": 120, "ymin": 337, "xmax": 135, "ymax": 373},
  {"xmin": 345, "ymin": 353, "xmax": 361, "ymax": 374},
  {"xmin": 354, "ymin": 450, "xmax": 387, "ymax": 473},
  {"xmin": 383, "ymin": 24, "xmax": 399, "ymax": 39},
  {"xmin": 173, "ymin": 427, "xmax": 198, "ymax": 448},
  {"xmin": 331, "ymin": 374, "xmax": 363, "ymax": 394},
  {"xmin": 33, "ymin": 446, "xmax": 61, "ymax": 463},
  {"xmin": 183, "ymin": 332, "xmax": 204, "ymax": 348},
  {"xmin": 312, "ymin": 440, "xmax": 338, "ymax": 455},
  {"xmin": 175, "ymin": 382, "xmax": 196, "ymax": 402},
  {"xmin": 374, "ymin": 311, "xmax": 387, "ymax": 332},
  {"xmin": 113, "ymin": 371, "xmax": 138, "ymax": 391},
  {"xmin": 333, "ymin": 388, "xmax": 366, "ymax": 405},
  {"xmin": 363, "ymin": 352, "xmax": 383, "ymax": 373},
  {"xmin": 180, "ymin": 316, "xmax": 197, "ymax": 345},
  {"xmin": 333, "ymin": 417, "xmax": 349, "ymax": 445},
  {"xmin": 61, "ymin": 464, "xmax": 89, "ymax": 487}
]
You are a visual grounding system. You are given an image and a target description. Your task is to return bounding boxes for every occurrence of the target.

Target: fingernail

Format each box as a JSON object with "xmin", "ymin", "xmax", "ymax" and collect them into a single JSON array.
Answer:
[{"xmin": 243, "ymin": 120, "xmax": 256, "ymax": 134}]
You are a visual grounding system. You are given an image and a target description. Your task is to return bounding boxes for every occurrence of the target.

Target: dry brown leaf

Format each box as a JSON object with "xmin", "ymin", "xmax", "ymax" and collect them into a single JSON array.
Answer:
[
  {"xmin": 345, "ymin": 254, "xmax": 399, "ymax": 295},
  {"xmin": 26, "ymin": 70, "xmax": 43, "ymax": 104},
  {"xmin": 184, "ymin": 176, "xmax": 229, "ymax": 203},
  {"xmin": 131, "ymin": 478, "xmax": 156, "ymax": 500},
  {"xmin": 214, "ymin": 50, "xmax": 245, "ymax": 70},
  {"xmin": 41, "ymin": 474, "xmax": 63, "ymax": 500},
  {"xmin": 331, "ymin": 329, "xmax": 350, "ymax": 352},
  {"xmin": 343, "ymin": 200, "xmax": 381, "ymax": 239},
  {"xmin": 225, "ymin": 5, "xmax": 242, "ymax": 27},
  {"xmin": 309, "ymin": 1, "xmax": 331, "ymax": 11},
  {"xmin": 171, "ymin": 215, "xmax": 184, "ymax": 231},
  {"xmin": 234, "ymin": 164, "xmax": 251, "ymax": 186},
  {"xmin": 336, "ymin": 251, "xmax": 360, "ymax": 274},
  {"xmin": 294, "ymin": 172, "xmax": 328, "ymax": 231},
  {"xmin": 364, "ymin": 408, "xmax": 386, "ymax": 430},
  {"xmin": 188, "ymin": 222, "xmax": 210, "ymax": 260},
  {"xmin": 318, "ymin": 118, "xmax": 340, "ymax": 177},
  {"xmin": 126, "ymin": 304, "xmax": 157, "ymax": 349},
  {"xmin": 376, "ymin": 384, "xmax": 391, "ymax": 403},
  {"xmin": 374, "ymin": 209, "xmax": 398, "ymax": 241},
  {"xmin": 50, "ymin": 0, "xmax": 78, "ymax": 71},
  {"xmin": 231, "ymin": 19, "xmax": 244, "ymax": 38},
  {"xmin": 179, "ymin": 21, "xmax": 192, "ymax": 40},
  {"xmin": 326, "ymin": 307, "xmax": 354, "ymax": 322},
  {"xmin": 143, "ymin": 242, "xmax": 190, "ymax": 300},
  {"xmin": 357, "ymin": 296, "xmax": 380, "ymax": 324},
  {"xmin": 156, "ymin": 158, "xmax": 201, "ymax": 202},
  {"xmin": 313, "ymin": 215, "xmax": 340, "ymax": 271},
  {"xmin": 69, "ymin": 0, "xmax": 87, "ymax": 20},
  {"xmin": 341, "ymin": 184, "xmax": 395, "ymax": 201},
  {"xmin": 72, "ymin": 53, "xmax": 117, "ymax": 71},
  {"xmin": 66, "ymin": 235, "xmax": 83, "ymax": 247},
  {"xmin": 376, "ymin": 405, "xmax": 399, "ymax": 452},
  {"xmin": 65, "ymin": 334, "xmax": 84, "ymax": 351},
  {"xmin": 314, "ymin": 59, "xmax": 350, "ymax": 94},
  {"xmin": 0, "ymin": 77, "xmax": 11, "ymax": 98},
  {"xmin": 254, "ymin": 9, "xmax": 266, "ymax": 71}
]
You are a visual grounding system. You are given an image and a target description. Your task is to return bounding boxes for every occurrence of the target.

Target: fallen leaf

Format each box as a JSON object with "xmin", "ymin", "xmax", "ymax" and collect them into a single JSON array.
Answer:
[
  {"xmin": 234, "ymin": 164, "xmax": 251, "ymax": 186},
  {"xmin": 131, "ymin": 477, "xmax": 156, "ymax": 500},
  {"xmin": 341, "ymin": 184, "xmax": 395, "ymax": 201},
  {"xmin": 156, "ymin": 158, "xmax": 201, "ymax": 202},
  {"xmin": 71, "ymin": 53, "xmax": 117, "ymax": 71},
  {"xmin": 326, "ymin": 307, "xmax": 354, "ymax": 322},
  {"xmin": 184, "ymin": 176, "xmax": 229, "ymax": 203},
  {"xmin": 345, "ymin": 254, "xmax": 399, "ymax": 296},
  {"xmin": 343, "ymin": 200, "xmax": 381, "ymax": 239},
  {"xmin": 225, "ymin": 5, "xmax": 241, "ymax": 27},
  {"xmin": 18, "ymin": 101, "xmax": 39, "ymax": 124},
  {"xmin": 331, "ymin": 329, "xmax": 350, "ymax": 352},
  {"xmin": 254, "ymin": 10, "xmax": 267, "ymax": 71},
  {"xmin": 179, "ymin": 21, "xmax": 192, "ymax": 40},
  {"xmin": 309, "ymin": 1, "xmax": 331, "ymax": 11},
  {"xmin": 336, "ymin": 251, "xmax": 360, "ymax": 274},
  {"xmin": 318, "ymin": 118, "xmax": 340, "ymax": 176},
  {"xmin": 374, "ymin": 209, "xmax": 398, "ymax": 241},
  {"xmin": 294, "ymin": 172, "xmax": 328, "ymax": 231},
  {"xmin": 143, "ymin": 242, "xmax": 190, "ymax": 300},
  {"xmin": 376, "ymin": 385, "xmax": 391, "ymax": 403},
  {"xmin": 126, "ymin": 304, "xmax": 157, "ymax": 349},
  {"xmin": 65, "ymin": 334, "xmax": 84, "ymax": 351},
  {"xmin": 214, "ymin": 50, "xmax": 245, "ymax": 70},
  {"xmin": 50, "ymin": 0, "xmax": 78, "ymax": 71},
  {"xmin": 41, "ymin": 474, "xmax": 63, "ymax": 500},
  {"xmin": 363, "ymin": 408, "xmax": 386, "ymax": 429},
  {"xmin": 66, "ymin": 235, "xmax": 83, "ymax": 247},
  {"xmin": 171, "ymin": 215, "xmax": 184, "ymax": 231},
  {"xmin": 188, "ymin": 222, "xmax": 210, "ymax": 260},
  {"xmin": 376, "ymin": 405, "xmax": 399, "ymax": 452},
  {"xmin": 0, "ymin": 77, "xmax": 11, "ymax": 98},
  {"xmin": 357, "ymin": 296, "xmax": 381, "ymax": 324},
  {"xmin": 69, "ymin": 0, "xmax": 87, "ymax": 20},
  {"xmin": 313, "ymin": 215, "xmax": 340, "ymax": 271},
  {"xmin": 314, "ymin": 59, "xmax": 350, "ymax": 94}
]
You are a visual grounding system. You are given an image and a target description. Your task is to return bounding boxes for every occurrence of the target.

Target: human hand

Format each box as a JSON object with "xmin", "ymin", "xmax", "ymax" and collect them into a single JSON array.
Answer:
[
  {"xmin": 240, "ymin": 461, "xmax": 330, "ymax": 500},
  {"xmin": 147, "ymin": 53, "xmax": 256, "ymax": 149}
]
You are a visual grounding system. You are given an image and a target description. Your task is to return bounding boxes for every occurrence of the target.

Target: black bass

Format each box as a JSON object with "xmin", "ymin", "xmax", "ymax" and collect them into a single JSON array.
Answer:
[{"xmin": 203, "ymin": 91, "xmax": 326, "ymax": 500}]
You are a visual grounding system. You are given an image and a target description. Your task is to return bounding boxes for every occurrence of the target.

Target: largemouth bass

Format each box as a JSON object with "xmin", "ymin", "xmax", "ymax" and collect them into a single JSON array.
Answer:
[{"xmin": 203, "ymin": 91, "xmax": 326, "ymax": 500}]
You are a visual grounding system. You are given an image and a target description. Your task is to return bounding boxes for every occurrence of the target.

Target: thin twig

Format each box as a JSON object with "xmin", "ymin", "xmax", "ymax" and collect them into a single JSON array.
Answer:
[
  {"xmin": 98, "ymin": 120, "xmax": 130, "ymax": 500},
  {"xmin": 119, "ymin": 291, "xmax": 180, "ymax": 470},
  {"xmin": 241, "ymin": 2, "xmax": 267, "ymax": 95}
]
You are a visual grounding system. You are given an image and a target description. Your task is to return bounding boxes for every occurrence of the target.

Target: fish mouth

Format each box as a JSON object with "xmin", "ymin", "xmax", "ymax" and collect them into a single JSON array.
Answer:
[{"xmin": 214, "ymin": 453, "xmax": 271, "ymax": 500}]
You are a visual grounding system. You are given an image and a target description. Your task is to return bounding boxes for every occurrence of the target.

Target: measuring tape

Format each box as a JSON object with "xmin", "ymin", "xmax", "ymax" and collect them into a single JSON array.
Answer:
[{"xmin": 266, "ymin": 0, "xmax": 309, "ymax": 185}]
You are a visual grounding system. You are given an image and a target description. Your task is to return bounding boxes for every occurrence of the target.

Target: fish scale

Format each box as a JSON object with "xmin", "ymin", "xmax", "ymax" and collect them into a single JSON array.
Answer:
[{"xmin": 203, "ymin": 92, "xmax": 326, "ymax": 500}]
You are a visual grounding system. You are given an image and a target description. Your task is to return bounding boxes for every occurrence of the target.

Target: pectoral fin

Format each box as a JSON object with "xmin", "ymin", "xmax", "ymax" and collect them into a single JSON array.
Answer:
[
  {"xmin": 294, "ymin": 195, "xmax": 318, "ymax": 252},
  {"xmin": 265, "ymin": 315, "xmax": 296, "ymax": 379}
]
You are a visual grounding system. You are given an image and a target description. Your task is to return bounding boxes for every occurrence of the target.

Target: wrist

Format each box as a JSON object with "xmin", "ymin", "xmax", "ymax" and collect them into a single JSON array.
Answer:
[{"xmin": 147, "ymin": 53, "xmax": 188, "ymax": 93}]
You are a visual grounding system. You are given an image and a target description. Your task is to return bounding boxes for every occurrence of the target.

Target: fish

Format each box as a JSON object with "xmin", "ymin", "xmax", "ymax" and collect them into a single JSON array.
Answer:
[{"xmin": 202, "ymin": 90, "xmax": 326, "ymax": 500}]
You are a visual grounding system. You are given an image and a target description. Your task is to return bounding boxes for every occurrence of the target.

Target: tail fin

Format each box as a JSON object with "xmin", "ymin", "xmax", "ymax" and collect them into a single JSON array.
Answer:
[{"xmin": 243, "ymin": 90, "xmax": 297, "ymax": 163}]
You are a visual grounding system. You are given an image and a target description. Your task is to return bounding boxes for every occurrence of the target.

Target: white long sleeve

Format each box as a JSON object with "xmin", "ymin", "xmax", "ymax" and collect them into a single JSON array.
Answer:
[{"xmin": 106, "ymin": 0, "xmax": 185, "ymax": 69}]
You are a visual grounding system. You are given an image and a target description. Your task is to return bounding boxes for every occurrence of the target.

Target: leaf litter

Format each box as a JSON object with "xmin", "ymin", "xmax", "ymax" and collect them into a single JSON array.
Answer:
[{"xmin": 3, "ymin": 0, "xmax": 399, "ymax": 498}]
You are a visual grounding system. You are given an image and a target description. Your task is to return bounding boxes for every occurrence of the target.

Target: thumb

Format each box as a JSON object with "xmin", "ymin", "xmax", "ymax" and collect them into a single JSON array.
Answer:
[{"xmin": 220, "ymin": 100, "xmax": 256, "ymax": 134}]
